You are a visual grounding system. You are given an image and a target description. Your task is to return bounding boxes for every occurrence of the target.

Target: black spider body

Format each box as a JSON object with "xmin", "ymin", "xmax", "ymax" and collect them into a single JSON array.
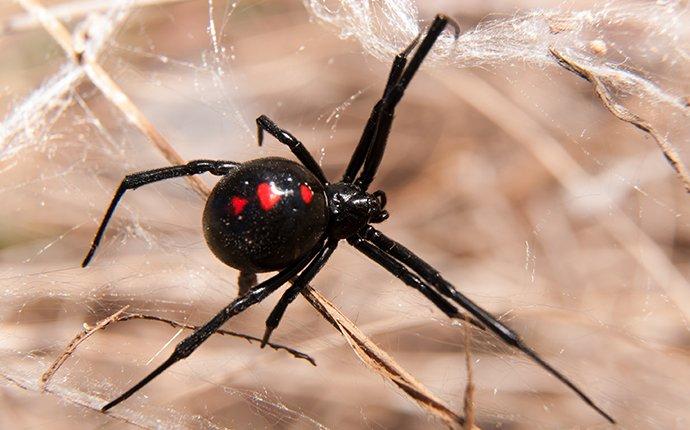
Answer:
[
  {"xmin": 325, "ymin": 183, "xmax": 386, "ymax": 239},
  {"xmin": 81, "ymin": 15, "xmax": 614, "ymax": 424},
  {"xmin": 203, "ymin": 157, "xmax": 327, "ymax": 272}
]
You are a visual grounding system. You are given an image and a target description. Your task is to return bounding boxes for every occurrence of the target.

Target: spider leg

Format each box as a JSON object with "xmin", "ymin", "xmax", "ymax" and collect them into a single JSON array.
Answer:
[
  {"xmin": 256, "ymin": 115, "xmax": 328, "ymax": 184},
  {"xmin": 101, "ymin": 240, "xmax": 325, "ymax": 412},
  {"xmin": 348, "ymin": 236, "xmax": 479, "ymax": 325},
  {"xmin": 342, "ymin": 32, "xmax": 421, "ymax": 183},
  {"xmin": 260, "ymin": 240, "xmax": 338, "ymax": 347},
  {"xmin": 355, "ymin": 15, "xmax": 460, "ymax": 190},
  {"xmin": 82, "ymin": 160, "xmax": 240, "ymax": 267},
  {"xmin": 358, "ymin": 226, "xmax": 616, "ymax": 424}
]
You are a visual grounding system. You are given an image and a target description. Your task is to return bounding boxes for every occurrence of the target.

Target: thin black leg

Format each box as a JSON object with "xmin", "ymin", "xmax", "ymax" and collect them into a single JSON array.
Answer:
[
  {"xmin": 342, "ymin": 33, "xmax": 421, "ymax": 183},
  {"xmin": 82, "ymin": 160, "xmax": 240, "ymax": 267},
  {"xmin": 355, "ymin": 15, "xmax": 460, "ymax": 190},
  {"xmin": 256, "ymin": 115, "xmax": 328, "ymax": 184},
  {"xmin": 348, "ymin": 237, "xmax": 464, "ymax": 320},
  {"xmin": 359, "ymin": 226, "xmax": 616, "ymax": 424},
  {"xmin": 261, "ymin": 240, "xmax": 338, "ymax": 347},
  {"xmin": 101, "ymin": 240, "xmax": 325, "ymax": 412}
]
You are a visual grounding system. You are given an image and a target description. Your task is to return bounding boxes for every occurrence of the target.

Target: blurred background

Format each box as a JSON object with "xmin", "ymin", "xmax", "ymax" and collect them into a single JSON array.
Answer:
[{"xmin": 1, "ymin": 0, "xmax": 690, "ymax": 428}]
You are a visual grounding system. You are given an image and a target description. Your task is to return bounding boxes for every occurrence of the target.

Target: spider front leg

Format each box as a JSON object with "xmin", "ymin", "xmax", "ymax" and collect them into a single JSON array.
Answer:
[
  {"xmin": 256, "ymin": 115, "xmax": 328, "ymax": 184},
  {"xmin": 353, "ymin": 15, "xmax": 460, "ymax": 190},
  {"xmin": 82, "ymin": 160, "xmax": 240, "ymax": 267},
  {"xmin": 357, "ymin": 226, "xmax": 616, "ymax": 424},
  {"xmin": 260, "ymin": 240, "xmax": 338, "ymax": 347},
  {"xmin": 101, "ymin": 240, "xmax": 325, "ymax": 411},
  {"xmin": 341, "ymin": 31, "xmax": 421, "ymax": 183},
  {"xmin": 348, "ymin": 237, "xmax": 472, "ymax": 323}
]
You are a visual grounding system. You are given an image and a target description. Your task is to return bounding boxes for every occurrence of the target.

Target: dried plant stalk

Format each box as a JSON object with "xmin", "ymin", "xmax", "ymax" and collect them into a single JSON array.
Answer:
[
  {"xmin": 115, "ymin": 313, "xmax": 316, "ymax": 364},
  {"xmin": 40, "ymin": 306, "xmax": 131, "ymax": 389},
  {"xmin": 41, "ymin": 307, "xmax": 316, "ymax": 390},
  {"xmin": 462, "ymin": 324, "xmax": 475, "ymax": 430},
  {"xmin": 302, "ymin": 287, "xmax": 474, "ymax": 430},
  {"xmin": 17, "ymin": 0, "xmax": 208, "ymax": 197},
  {"xmin": 550, "ymin": 47, "xmax": 690, "ymax": 194}
]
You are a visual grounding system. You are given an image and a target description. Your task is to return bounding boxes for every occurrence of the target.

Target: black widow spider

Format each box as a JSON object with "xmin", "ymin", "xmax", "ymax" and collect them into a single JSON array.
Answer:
[{"xmin": 82, "ymin": 14, "xmax": 615, "ymax": 423}]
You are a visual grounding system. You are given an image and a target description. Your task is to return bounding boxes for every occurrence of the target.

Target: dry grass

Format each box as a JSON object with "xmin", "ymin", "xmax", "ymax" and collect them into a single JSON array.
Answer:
[{"xmin": 1, "ymin": 1, "xmax": 690, "ymax": 429}]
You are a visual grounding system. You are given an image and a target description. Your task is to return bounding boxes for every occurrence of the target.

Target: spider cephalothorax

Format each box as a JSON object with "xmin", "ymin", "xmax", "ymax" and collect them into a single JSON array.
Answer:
[
  {"xmin": 325, "ymin": 182, "xmax": 388, "ymax": 239},
  {"xmin": 81, "ymin": 14, "xmax": 615, "ymax": 424}
]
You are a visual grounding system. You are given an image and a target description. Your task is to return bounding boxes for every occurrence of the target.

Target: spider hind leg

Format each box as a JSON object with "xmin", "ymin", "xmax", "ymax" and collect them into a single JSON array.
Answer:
[
  {"xmin": 100, "ymin": 240, "xmax": 325, "ymax": 412},
  {"xmin": 355, "ymin": 226, "xmax": 616, "ymax": 424},
  {"xmin": 261, "ymin": 240, "xmax": 338, "ymax": 347}
]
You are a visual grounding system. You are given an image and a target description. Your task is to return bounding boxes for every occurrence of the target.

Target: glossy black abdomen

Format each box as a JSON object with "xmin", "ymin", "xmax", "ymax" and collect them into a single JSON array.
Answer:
[{"xmin": 203, "ymin": 157, "xmax": 328, "ymax": 273}]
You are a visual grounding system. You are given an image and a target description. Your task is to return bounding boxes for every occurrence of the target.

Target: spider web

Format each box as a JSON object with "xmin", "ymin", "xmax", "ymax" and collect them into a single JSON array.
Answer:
[{"xmin": 1, "ymin": 0, "xmax": 690, "ymax": 429}]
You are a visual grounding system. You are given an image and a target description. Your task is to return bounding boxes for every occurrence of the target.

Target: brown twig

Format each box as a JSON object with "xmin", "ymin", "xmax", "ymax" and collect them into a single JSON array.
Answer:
[
  {"xmin": 462, "ymin": 324, "xmax": 475, "ymax": 430},
  {"xmin": 40, "ymin": 306, "xmax": 130, "ymax": 389},
  {"xmin": 16, "ymin": 0, "xmax": 209, "ymax": 198},
  {"xmin": 116, "ymin": 313, "xmax": 316, "ymax": 364},
  {"xmin": 550, "ymin": 47, "xmax": 690, "ymax": 194},
  {"xmin": 81, "ymin": 63, "xmax": 209, "ymax": 198},
  {"xmin": 40, "ymin": 307, "xmax": 316, "ymax": 389},
  {"xmin": 20, "ymin": 1, "xmax": 472, "ymax": 427},
  {"xmin": 302, "ymin": 287, "xmax": 479, "ymax": 430}
]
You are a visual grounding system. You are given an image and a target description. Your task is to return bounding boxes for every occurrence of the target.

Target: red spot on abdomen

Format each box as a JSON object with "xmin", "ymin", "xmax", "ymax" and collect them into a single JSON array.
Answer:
[
  {"xmin": 300, "ymin": 184, "xmax": 313, "ymax": 204},
  {"xmin": 257, "ymin": 182, "xmax": 282, "ymax": 211},
  {"xmin": 230, "ymin": 196, "xmax": 248, "ymax": 215}
]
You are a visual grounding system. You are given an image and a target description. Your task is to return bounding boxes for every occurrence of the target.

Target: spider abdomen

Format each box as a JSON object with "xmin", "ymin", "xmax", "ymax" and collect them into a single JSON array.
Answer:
[{"xmin": 203, "ymin": 157, "xmax": 328, "ymax": 273}]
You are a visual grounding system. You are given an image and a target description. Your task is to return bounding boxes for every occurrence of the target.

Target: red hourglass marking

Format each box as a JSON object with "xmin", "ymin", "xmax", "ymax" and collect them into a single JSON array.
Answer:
[
  {"xmin": 300, "ymin": 184, "xmax": 313, "ymax": 204},
  {"xmin": 230, "ymin": 196, "xmax": 248, "ymax": 215},
  {"xmin": 257, "ymin": 182, "xmax": 282, "ymax": 211}
]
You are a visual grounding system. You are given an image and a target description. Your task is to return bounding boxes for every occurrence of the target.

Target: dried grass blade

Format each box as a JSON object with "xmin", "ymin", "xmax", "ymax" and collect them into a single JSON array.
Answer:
[
  {"xmin": 302, "ymin": 287, "xmax": 476, "ymax": 430},
  {"xmin": 17, "ymin": 0, "xmax": 209, "ymax": 197},
  {"xmin": 550, "ymin": 47, "xmax": 690, "ymax": 194},
  {"xmin": 40, "ymin": 306, "xmax": 130, "ymax": 389}
]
